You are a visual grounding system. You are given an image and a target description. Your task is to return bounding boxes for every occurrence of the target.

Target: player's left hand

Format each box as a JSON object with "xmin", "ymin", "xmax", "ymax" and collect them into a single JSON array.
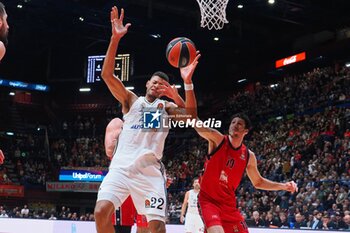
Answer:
[
  {"xmin": 0, "ymin": 149, "xmax": 5, "ymax": 165},
  {"xmin": 285, "ymin": 181, "xmax": 298, "ymax": 194},
  {"xmin": 180, "ymin": 51, "xmax": 200, "ymax": 84},
  {"xmin": 157, "ymin": 80, "xmax": 178, "ymax": 100}
]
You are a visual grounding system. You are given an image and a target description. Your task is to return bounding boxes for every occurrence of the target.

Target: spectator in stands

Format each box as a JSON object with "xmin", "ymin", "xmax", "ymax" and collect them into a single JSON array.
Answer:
[
  {"xmin": 278, "ymin": 212, "xmax": 289, "ymax": 228},
  {"xmin": 21, "ymin": 205, "xmax": 29, "ymax": 217},
  {"xmin": 310, "ymin": 211, "xmax": 323, "ymax": 229},
  {"xmin": 252, "ymin": 211, "xmax": 265, "ymax": 227},
  {"xmin": 294, "ymin": 213, "xmax": 307, "ymax": 229},
  {"xmin": 264, "ymin": 211, "xmax": 279, "ymax": 228},
  {"xmin": 342, "ymin": 214, "xmax": 350, "ymax": 230},
  {"xmin": 305, "ymin": 214, "xmax": 314, "ymax": 228},
  {"xmin": 71, "ymin": 212, "xmax": 78, "ymax": 221},
  {"xmin": 49, "ymin": 213, "xmax": 57, "ymax": 220},
  {"xmin": 321, "ymin": 214, "xmax": 336, "ymax": 230},
  {"xmin": 59, "ymin": 206, "xmax": 68, "ymax": 219},
  {"xmin": 0, "ymin": 209, "xmax": 8, "ymax": 218},
  {"xmin": 334, "ymin": 213, "xmax": 346, "ymax": 230}
]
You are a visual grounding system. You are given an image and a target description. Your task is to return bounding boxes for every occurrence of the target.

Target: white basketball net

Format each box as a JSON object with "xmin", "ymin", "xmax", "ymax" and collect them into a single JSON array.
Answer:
[{"xmin": 196, "ymin": 0, "xmax": 229, "ymax": 30}]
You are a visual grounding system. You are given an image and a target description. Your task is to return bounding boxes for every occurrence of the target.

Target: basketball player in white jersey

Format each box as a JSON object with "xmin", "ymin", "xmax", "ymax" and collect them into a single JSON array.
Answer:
[
  {"xmin": 180, "ymin": 178, "xmax": 204, "ymax": 233},
  {"xmin": 0, "ymin": 2, "xmax": 9, "ymax": 61},
  {"xmin": 94, "ymin": 5, "xmax": 200, "ymax": 233}
]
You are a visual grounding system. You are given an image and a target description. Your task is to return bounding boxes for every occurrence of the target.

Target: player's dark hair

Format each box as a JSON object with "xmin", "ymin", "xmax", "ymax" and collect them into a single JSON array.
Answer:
[
  {"xmin": 231, "ymin": 113, "xmax": 252, "ymax": 130},
  {"xmin": 151, "ymin": 71, "xmax": 169, "ymax": 82},
  {"xmin": 192, "ymin": 177, "xmax": 199, "ymax": 183},
  {"xmin": 0, "ymin": 2, "xmax": 5, "ymax": 18}
]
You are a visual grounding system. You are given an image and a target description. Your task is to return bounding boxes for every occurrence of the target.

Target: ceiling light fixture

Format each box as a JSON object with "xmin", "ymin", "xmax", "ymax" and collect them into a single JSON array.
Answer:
[{"xmin": 79, "ymin": 88, "xmax": 91, "ymax": 92}]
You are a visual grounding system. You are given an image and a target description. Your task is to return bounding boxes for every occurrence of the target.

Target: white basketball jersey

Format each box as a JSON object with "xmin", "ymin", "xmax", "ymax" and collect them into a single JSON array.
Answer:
[
  {"xmin": 187, "ymin": 190, "xmax": 199, "ymax": 215},
  {"xmin": 110, "ymin": 97, "xmax": 169, "ymax": 169}
]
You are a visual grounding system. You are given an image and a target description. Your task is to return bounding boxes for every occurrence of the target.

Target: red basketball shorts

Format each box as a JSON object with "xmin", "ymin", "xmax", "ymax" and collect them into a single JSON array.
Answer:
[{"xmin": 198, "ymin": 192, "xmax": 249, "ymax": 233}]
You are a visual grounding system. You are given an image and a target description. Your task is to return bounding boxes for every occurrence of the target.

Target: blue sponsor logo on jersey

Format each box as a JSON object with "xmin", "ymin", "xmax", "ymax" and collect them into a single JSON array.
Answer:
[{"xmin": 143, "ymin": 110, "xmax": 161, "ymax": 129}]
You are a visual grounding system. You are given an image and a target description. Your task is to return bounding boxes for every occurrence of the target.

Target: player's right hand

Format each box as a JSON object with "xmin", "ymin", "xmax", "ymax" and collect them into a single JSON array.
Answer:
[
  {"xmin": 0, "ymin": 149, "xmax": 5, "ymax": 165},
  {"xmin": 157, "ymin": 80, "xmax": 177, "ymax": 100},
  {"xmin": 285, "ymin": 181, "xmax": 298, "ymax": 194},
  {"xmin": 180, "ymin": 51, "xmax": 200, "ymax": 84},
  {"xmin": 110, "ymin": 6, "xmax": 131, "ymax": 40},
  {"xmin": 180, "ymin": 215, "xmax": 185, "ymax": 223}
]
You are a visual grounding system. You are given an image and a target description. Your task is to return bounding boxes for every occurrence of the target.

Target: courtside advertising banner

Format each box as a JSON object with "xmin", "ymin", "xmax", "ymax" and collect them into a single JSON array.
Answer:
[
  {"xmin": 275, "ymin": 52, "xmax": 306, "ymax": 68},
  {"xmin": 46, "ymin": 182, "xmax": 101, "ymax": 193},
  {"xmin": 58, "ymin": 168, "xmax": 107, "ymax": 182},
  {"xmin": 0, "ymin": 185, "xmax": 24, "ymax": 197}
]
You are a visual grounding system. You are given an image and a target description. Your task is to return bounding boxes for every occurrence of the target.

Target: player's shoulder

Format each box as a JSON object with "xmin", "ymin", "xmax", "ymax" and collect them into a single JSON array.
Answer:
[{"xmin": 247, "ymin": 149, "xmax": 255, "ymax": 157}]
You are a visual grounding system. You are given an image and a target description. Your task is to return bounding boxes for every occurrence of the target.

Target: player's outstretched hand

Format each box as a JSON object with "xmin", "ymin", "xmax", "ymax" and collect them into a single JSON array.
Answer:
[
  {"xmin": 285, "ymin": 181, "xmax": 298, "ymax": 194},
  {"xmin": 157, "ymin": 80, "xmax": 178, "ymax": 100},
  {"xmin": 110, "ymin": 6, "xmax": 131, "ymax": 40},
  {"xmin": 180, "ymin": 51, "xmax": 200, "ymax": 84}
]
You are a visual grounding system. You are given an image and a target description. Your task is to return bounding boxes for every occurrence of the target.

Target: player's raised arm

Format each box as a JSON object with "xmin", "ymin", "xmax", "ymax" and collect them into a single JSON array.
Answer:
[
  {"xmin": 101, "ymin": 6, "xmax": 137, "ymax": 113},
  {"xmin": 194, "ymin": 121, "xmax": 224, "ymax": 151},
  {"xmin": 166, "ymin": 52, "xmax": 200, "ymax": 119},
  {"xmin": 179, "ymin": 52, "xmax": 200, "ymax": 119},
  {"xmin": 157, "ymin": 80, "xmax": 185, "ymax": 108},
  {"xmin": 180, "ymin": 51, "xmax": 224, "ymax": 149}
]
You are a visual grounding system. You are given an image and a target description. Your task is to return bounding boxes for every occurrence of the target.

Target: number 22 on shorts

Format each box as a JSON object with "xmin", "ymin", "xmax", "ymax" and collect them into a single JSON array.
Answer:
[{"xmin": 144, "ymin": 197, "xmax": 165, "ymax": 210}]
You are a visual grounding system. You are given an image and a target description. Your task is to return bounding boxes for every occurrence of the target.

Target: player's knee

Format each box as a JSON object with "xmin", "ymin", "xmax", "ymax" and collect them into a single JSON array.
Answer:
[
  {"xmin": 94, "ymin": 201, "xmax": 114, "ymax": 224},
  {"xmin": 148, "ymin": 220, "xmax": 166, "ymax": 233}
]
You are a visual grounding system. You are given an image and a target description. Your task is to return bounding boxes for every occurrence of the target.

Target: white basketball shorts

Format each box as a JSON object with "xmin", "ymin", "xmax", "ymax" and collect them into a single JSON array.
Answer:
[
  {"xmin": 185, "ymin": 212, "xmax": 204, "ymax": 233},
  {"xmin": 97, "ymin": 154, "xmax": 167, "ymax": 222}
]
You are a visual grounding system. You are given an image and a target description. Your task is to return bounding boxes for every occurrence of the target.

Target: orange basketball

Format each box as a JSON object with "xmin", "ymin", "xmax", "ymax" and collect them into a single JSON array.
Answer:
[{"xmin": 166, "ymin": 37, "xmax": 197, "ymax": 68}]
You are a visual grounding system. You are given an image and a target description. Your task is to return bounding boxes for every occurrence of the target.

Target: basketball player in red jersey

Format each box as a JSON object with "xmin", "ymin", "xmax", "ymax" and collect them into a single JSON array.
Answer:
[
  {"xmin": 112, "ymin": 196, "xmax": 136, "ymax": 233},
  {"xmin": 0, "ymin": 149, "xmax": 4, "ymax": 164},
  {"xmin": 0, "ymin": 2, "xmax": 9, "ymax": 61},
  {"xmin": 194, "ymin": 113, "xmax": 298, "ymax": 233}
]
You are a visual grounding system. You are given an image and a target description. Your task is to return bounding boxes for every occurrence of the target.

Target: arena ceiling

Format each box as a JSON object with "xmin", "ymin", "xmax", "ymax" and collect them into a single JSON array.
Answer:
[{"xmin": 1, "ymin": 0, "xmax": 350, "ymax": 91}]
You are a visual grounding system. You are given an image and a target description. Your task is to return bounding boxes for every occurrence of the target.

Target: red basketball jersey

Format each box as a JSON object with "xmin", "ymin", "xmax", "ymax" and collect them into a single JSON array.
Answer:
[
  {"xmin": 111, "ymin": 196, "xmax": 136, "ymax": 226},
  {"xmin": 200, "ymin": 135, "xmax": 250, "ymax": 207},
  {"xmin": 136, "ymin": 214, "xmax": 148, "ymax": 228}
]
